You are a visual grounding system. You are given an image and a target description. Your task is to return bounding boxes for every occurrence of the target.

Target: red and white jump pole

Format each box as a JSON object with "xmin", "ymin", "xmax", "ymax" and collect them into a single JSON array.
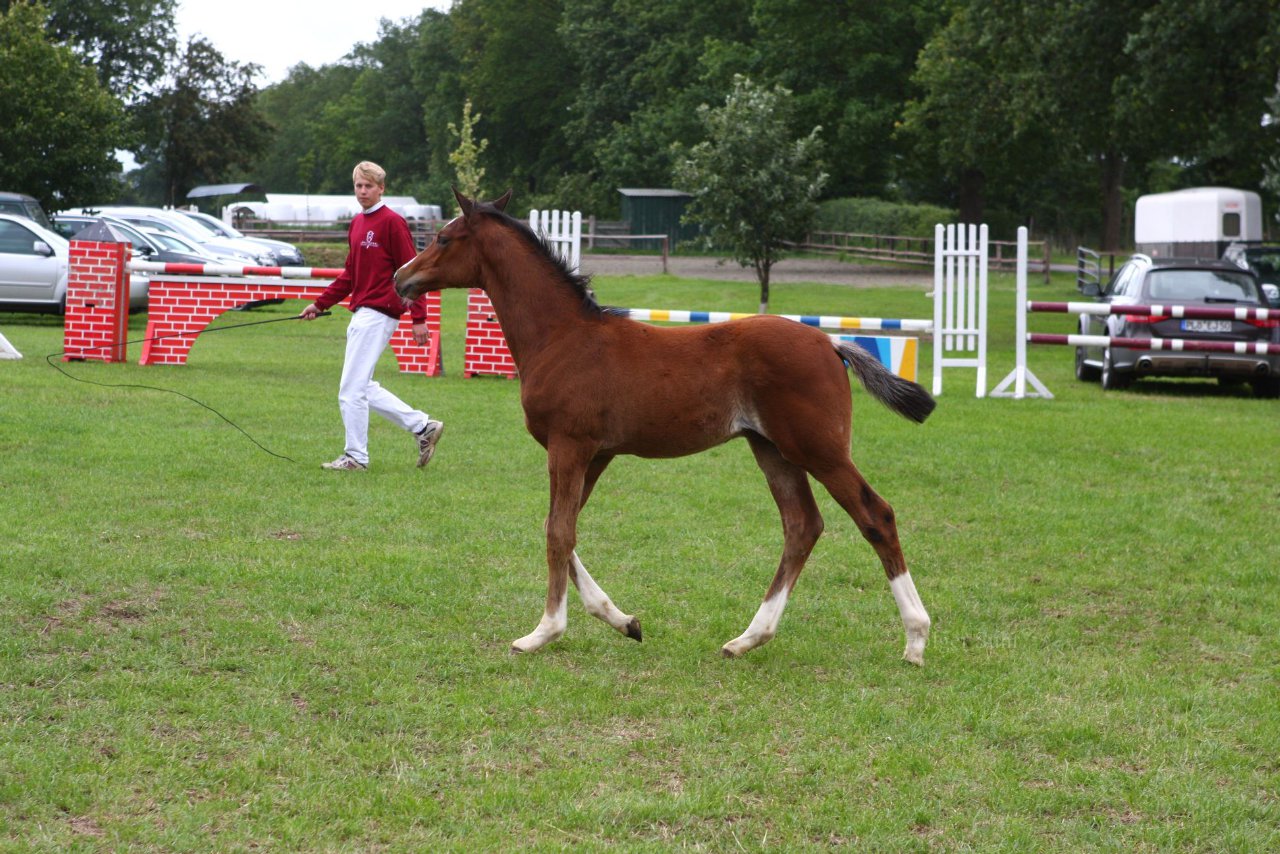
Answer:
[
  {"xmin": 1028, "ymin": 302, "xmax": 1280, "ymax": 322},
  {"xmin": 997, "ymin": 247, "xmax": 1280, "ymax": 398},
  {"xmin": 128, "ymin": 261, "xmax": 344, "ymax": 279},
  {"xmin": 1029, "ymin": 333, "xmax": 1280, "ymax": 355}
]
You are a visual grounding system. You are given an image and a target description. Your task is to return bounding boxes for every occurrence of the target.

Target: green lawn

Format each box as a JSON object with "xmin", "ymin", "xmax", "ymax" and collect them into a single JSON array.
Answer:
[{"xmin": 1, "ymin": 264, "xmax": 1276, "ymax": 851}]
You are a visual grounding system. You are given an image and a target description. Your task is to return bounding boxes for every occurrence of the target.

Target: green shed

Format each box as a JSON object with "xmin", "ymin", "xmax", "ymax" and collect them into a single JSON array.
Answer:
[{"xmin": 618, "ymin": 188, "xmax": 699, "ymax": 251}]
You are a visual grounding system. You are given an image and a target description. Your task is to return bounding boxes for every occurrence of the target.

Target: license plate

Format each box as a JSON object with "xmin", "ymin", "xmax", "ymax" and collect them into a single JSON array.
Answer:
[{"xmin": 1181, "ymin": 319, "xmax": 1231, "ymax": 333}]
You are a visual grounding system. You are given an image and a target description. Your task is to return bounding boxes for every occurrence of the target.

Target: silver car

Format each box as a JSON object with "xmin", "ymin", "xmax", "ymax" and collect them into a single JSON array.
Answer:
[
  {"xmin": 1075, "ymin": 254, "xmax": 1280, "ymax": 397},
  {"xmin": 0, "ymin": 213, "xmax": 148, "ymax": 313},
  {"xmin": 80, "ymin": 206, "xmax": 277, "ymax": 267},
  {"xmin": 174, "ymin": 208, "xmax": 305, "ymax": 266}
]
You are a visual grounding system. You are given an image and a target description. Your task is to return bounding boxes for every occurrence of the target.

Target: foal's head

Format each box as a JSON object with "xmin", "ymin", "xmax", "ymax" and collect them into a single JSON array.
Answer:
[
  {"xmin": 394, "ymin": 188, "xmax": 600, "ymax": 314},
  {"xmin": 394, "ymin": 188, "xmax": 510, "ymax": 301}
]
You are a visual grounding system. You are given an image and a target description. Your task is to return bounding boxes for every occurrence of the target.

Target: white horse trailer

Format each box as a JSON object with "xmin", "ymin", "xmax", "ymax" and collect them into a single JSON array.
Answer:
[{"xmin": 1134, "ymin": 187, "xmax": 1262, "ymax": 259}]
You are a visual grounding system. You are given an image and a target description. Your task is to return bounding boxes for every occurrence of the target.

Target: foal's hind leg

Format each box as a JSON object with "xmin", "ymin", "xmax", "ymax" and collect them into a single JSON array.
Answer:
[
  {"xmin": 569, "ymin": 455, "xmax": 642, "ymax": 642},
  {"xmin": 570, "ymin": 552, "xmax": 642, "ymax": 641},
  {"xmin": 812, "ymin": 461, "xmax": 930, "ymax": 665},
  {"xmin": 721, "ymin": 435, "xmax": 825, "ymax": 658}
]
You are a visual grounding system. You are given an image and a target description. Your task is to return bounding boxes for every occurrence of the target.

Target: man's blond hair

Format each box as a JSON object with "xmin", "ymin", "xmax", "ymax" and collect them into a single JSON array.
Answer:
[{"xmin": 353, "ymin": 161, "xmax": 386, "ymax": 187}]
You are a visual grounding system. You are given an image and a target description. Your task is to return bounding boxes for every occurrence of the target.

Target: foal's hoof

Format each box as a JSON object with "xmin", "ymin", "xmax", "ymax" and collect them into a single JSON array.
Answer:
[
  {"xmin": 903, "ymin": 627, "xmax": 927, "ymax": 666},
  {"xmin": 624, "ymin": 617, "xmax": 642, "ymax": 642}
]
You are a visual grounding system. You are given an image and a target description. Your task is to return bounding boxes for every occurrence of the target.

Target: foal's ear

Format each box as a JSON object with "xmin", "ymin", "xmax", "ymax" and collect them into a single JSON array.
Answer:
[
  {"xmin": 492, "ymin": 189, "xmax": 513, "ymax": 212},
  {"xmin": 452, "ymin": 186, "xmax": 474, "ymax": 217}
]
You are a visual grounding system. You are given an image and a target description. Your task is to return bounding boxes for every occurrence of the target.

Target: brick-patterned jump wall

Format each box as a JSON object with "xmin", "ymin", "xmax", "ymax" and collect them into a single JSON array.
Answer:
[
  {"xmin": 63, "ymin": 240, "xmax": 130, "ymax": 362},
  {"xmin": 464, "ymin": 289, "xmax": 517, "ymax": 378},
  {"xmin": 139, "ymin": 276, "xmax": 442, "ymax": 374}
]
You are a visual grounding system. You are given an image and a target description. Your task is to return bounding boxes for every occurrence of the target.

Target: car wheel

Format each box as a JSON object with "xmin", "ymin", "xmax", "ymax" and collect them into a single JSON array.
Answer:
[
  {"xmin": 1252, "ymin": 376, "xmax": 1280, "ymax": 399},
  {"xmin": 1075, "ymin": 346, "xmax": 1101, "ymax": 382},
  {"xmin": 1101, "ymin": 348, "xmax": 1131, "ymax": 391}
]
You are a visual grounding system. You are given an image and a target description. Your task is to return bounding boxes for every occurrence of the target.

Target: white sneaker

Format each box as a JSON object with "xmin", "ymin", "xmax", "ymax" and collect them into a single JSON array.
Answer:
[
  {"xmin": 321, "ymin": 454, "xmax": 367, "ymax": 471},
  {"xmin": 415, "ymin": 420, "xmax": 444, "ymax": 467}
]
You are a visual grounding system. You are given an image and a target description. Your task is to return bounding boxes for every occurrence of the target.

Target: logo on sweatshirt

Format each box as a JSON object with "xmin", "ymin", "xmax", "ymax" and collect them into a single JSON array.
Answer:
[{"xmin": 360, "ymin": 230, "xmax": 380, "ymax": 249}]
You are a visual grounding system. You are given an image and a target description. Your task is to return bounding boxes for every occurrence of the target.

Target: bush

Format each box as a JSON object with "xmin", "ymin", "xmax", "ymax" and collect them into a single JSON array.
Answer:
[{"xmin": 814, "ymin": 197, "xmax": 956, "ymax": 237}]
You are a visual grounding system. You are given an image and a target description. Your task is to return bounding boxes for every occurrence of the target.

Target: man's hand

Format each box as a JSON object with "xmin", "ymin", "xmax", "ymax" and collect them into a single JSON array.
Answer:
[
  {"xmin": 412, "ymin": 321, "xmax": 430, "ymax": 345},
  {"xmin": 299, "ymin": 303, "xmax": 322, "ymax": 320}
]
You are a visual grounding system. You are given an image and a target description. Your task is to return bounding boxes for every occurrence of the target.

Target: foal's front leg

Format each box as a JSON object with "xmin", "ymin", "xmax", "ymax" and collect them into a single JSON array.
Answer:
[{"xmin": 511, "ymin": 444, "xmax": 590, "ymax": 654}]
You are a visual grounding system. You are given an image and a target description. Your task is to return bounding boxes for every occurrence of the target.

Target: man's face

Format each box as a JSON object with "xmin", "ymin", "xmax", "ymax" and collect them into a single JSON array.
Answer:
[{"xmin": 354, "ymin": 176, "xmax": 384, "ymax": 210}]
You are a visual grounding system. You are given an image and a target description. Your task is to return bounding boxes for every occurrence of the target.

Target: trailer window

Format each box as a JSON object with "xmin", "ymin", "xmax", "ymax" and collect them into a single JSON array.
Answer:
[{"xmin": 1222, "ymin": 212, "xmax": 1241, "ymax": 237}]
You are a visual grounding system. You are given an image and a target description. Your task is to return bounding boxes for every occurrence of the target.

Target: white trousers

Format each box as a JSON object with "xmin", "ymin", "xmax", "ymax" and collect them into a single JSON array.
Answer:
[{"xmin": 338, "ymin": 308, "xmax": 429, "ymax": 465}]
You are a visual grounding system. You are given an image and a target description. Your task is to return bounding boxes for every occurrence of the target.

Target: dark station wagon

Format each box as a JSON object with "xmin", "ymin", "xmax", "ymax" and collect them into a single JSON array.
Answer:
[{"xmin": 1075, "ymin": 254, "xmax": 1280, "ymax": 397}]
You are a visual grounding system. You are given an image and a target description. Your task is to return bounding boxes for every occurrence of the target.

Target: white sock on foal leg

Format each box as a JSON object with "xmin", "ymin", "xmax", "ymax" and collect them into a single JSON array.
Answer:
[
  {"xmin": 510, "ymin": 587, "xmax": 568, "ymax": 653},
  {"xmin": 890, "ymin": 572, "xmax": 930, "ymax": 665},
  {"xmin": 721, "ymin": 589, "xmax": 789, "ymax": 658},
  {"xmin": 570, "ymin": 552, "xmax": 641, "ymax": 640}
]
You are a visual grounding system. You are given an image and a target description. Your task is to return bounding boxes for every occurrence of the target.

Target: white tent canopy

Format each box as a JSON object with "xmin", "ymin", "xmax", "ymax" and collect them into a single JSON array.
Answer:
[{"xmin": 225, "ymin": 194, "xmax": 443, "ymax": 225}]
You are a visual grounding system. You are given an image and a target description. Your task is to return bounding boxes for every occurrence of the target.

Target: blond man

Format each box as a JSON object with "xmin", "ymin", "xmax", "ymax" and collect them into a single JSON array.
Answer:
[{"xmin": 300, "ymin": 161, "xmax": 443, "ymax": 470}]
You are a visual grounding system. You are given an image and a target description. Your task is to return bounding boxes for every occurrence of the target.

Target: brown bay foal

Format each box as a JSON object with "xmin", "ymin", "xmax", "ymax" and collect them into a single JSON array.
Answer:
[{"xmin": 395, "ymin": 190, "xmax": 936, "ymax": 663}]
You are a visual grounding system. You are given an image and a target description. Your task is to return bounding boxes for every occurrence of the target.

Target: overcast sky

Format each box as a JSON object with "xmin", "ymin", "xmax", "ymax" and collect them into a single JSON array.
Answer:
[{"xmin": 175, "ymin": 0, "xmax": 453, "ymax": 86}]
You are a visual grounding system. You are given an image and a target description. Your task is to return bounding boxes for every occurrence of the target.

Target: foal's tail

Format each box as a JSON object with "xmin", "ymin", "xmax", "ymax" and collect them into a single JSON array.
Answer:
[{"xmin": 835, "ymin": 341, "xmax": 937, "ymax": 424}]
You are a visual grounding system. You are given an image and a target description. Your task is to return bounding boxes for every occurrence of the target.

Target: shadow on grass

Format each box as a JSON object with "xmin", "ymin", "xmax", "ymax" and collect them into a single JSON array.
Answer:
[{"xmin": 1110, "ymin": 376, "xmax": 1276, "ymax": 400}]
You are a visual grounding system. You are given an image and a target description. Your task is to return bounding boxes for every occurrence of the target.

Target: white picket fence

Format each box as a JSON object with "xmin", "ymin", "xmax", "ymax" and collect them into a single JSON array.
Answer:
[{"xmin": 529, "ymin": 209, "xmax": 582, "ymax": 274}]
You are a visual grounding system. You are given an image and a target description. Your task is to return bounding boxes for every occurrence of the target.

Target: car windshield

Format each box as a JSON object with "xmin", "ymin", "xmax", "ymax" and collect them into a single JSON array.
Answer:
[
  {"xmin": 185, "ymin": 213, "xmax": 240, "ymax": 238},
  {"xmin": 114, "ymin": 212, "xmax": 211, "ymax": 244},
  {"xmin": 0, "ymin": 199, "xmax": 53, "ymax": 230},
  {"xmin": 1145, "ymin": 269, "xmax": 1260, "ymax": 303},
  {"xmin": 146, "ymin": 231, "xmax": 201, "ymax": 252}
]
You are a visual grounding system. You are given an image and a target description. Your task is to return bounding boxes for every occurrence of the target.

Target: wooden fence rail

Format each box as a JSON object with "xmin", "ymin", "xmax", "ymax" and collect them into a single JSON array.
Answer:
[
  {"xmin": 792, "ymin": 230, "xmax": 1052, "ymax": 283},
  {"xmin": 238, "ymin": 219, "xmax": 1051, "ymax": 284}
]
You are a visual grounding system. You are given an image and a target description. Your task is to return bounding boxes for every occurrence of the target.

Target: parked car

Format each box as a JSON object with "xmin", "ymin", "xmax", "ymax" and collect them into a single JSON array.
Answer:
[
  {"xmin": 1075, "ymin": 254, "xmax": 1280, "ymax": 397},
  {"xmin": 129, "ymin": 225, "xmax": 285, "ymax": 312},
  {"xmin": 79, "ymin": 206, "xmax": 277, "ymax": 266},
  {"xmin": 173, "ymin": 208, "xmax": 305, "ymax": 266},
  {"xmin": 134, "ymin": 226, "xmax": 229, "ymax": 265},
  {"xmin": 51, "ymin": 214, "xmax": 222, "ymax": 266},
  {"xmin": 0, "ymin": 213, "xmax": 147, "ymax": 313},
  {"xmin": 1222, "ymin": 242, "xmax": 1280, "ymax": 304},
  {"xmin": 0, "ymin": 191, "xmax": 54, "ymax": 230}
]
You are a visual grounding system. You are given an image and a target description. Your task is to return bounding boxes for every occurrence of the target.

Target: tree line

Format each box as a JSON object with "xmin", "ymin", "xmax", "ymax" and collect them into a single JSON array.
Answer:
[{"xmin": 3, "ymin": 0, "xmax": 1278, "ymax": 250}]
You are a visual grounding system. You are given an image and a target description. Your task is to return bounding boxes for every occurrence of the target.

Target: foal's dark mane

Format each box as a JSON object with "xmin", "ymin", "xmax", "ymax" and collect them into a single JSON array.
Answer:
[{"xmin": 476, "ymin": 203, "xmax": 604, "ymax": 317}]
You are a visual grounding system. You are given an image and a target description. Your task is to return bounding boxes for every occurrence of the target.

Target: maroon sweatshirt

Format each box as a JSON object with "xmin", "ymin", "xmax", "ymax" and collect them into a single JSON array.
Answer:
[{"xmin": 314, "ymin": 204, "xmax": 426, "ymax": 323}]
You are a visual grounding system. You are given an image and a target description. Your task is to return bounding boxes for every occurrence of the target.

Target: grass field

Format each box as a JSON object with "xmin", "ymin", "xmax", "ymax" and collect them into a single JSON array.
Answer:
[{"xmin": 1, "ymin": 264, "xmax": 1277, "ymax": 851}]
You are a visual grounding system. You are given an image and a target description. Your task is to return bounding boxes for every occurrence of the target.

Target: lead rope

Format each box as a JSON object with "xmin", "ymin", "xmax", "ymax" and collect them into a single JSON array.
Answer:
[{"xmin": 46, "ymin": 312, "xmax": 331, "ymax": 464}]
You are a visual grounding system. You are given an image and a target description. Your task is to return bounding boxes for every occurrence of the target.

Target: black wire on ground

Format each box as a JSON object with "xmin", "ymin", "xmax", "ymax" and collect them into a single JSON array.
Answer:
[{"xmin": 45, "ymin": 311, "xmax": 331, "ymax": 464}]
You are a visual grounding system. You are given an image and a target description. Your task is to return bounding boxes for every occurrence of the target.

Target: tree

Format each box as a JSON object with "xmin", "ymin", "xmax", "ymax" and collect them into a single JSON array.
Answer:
[
  {"xmin": 407, "ymin": 10, "xmax": 466, "ymax": 204},
  {"xmin": 450, "ymin": 0, "xmax": 576, "ymax": 198},
  {"xmin": 560, "ymin": 0, "xmax": 755, "ymax": 213},
  {"xmin": 0, "ymin": 0, "xmax": 177, "ymax": 101},
  {"xmin": 748, "ymin": 0, "xmax": 942, "ymax": 199},
  {"xmin": 1125, "ymin": 0, "xmax": 1280, "ymax": 196},
  {"xmin": 254, "ymin": 63, "xmax": 363, "ymax": 195},
  {"xmin": 898, "ymin": 1, "xmax": 1049, "ymax": 225},
  {"xmin": 448, "ymin": 99, "xmax": 488, "ymax": 202},
  {"xmin": 131, "ymin": 37, "xmax": 270, "ymax": 206},
  {"xmin": 0, "ymin": 2, "xmax": 127, "ymax": 210},
  {"xmin": 674, "ymin": 77, "xmax": 827, "ymax": 313}
]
